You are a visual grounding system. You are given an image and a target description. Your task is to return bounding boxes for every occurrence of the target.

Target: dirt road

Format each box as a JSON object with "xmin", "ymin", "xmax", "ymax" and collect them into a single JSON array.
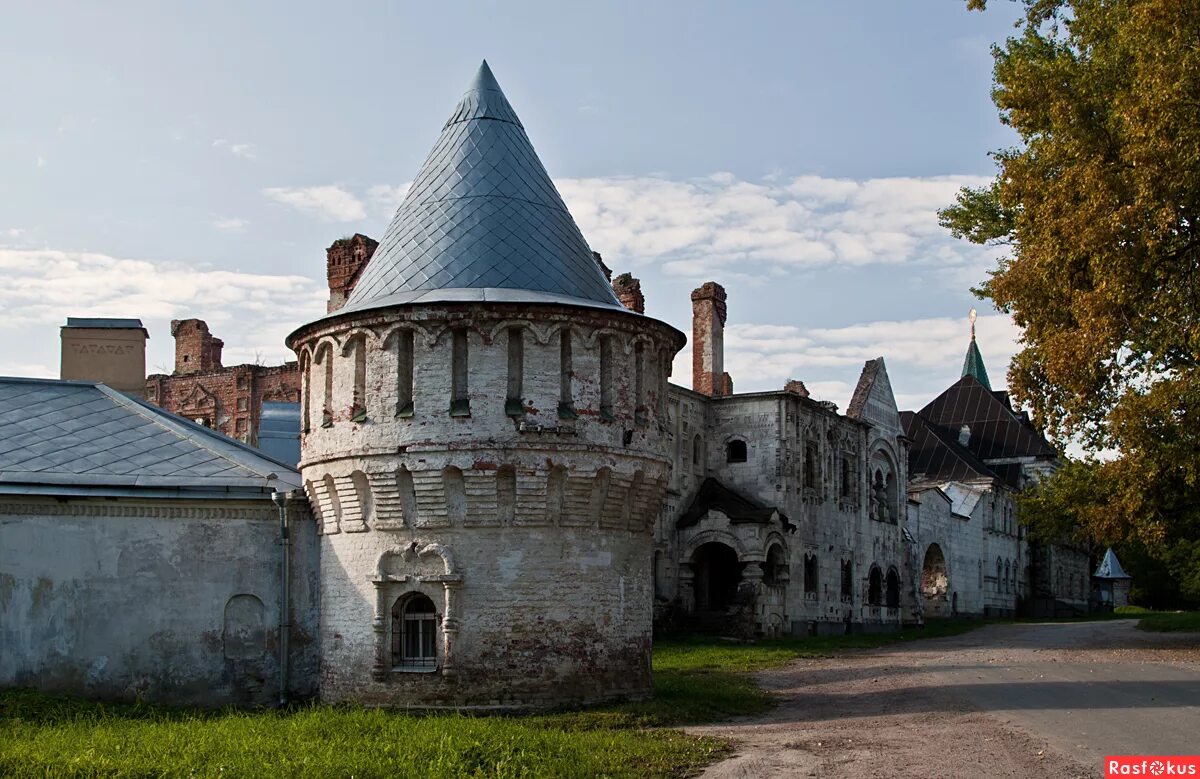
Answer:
[{"xmin": 687, "ymin": 620, "xmax": 1200, "ymax": 778}]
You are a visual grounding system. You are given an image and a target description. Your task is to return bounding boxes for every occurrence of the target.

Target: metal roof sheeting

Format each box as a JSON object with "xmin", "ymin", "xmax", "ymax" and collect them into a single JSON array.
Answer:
[
  {"xmin": 0, "ymin": 376, "xmax": 300, "ymax": 498},
  {"xmin": 334, "ymin": 60, "xmax": 623, "ymax": 318}
]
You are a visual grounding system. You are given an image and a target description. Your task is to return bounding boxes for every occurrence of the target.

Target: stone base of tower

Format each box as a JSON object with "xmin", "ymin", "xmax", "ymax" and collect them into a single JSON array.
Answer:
[{"xmin": 315, "ymin": 527, "xmax": 653, "ymax": 709}]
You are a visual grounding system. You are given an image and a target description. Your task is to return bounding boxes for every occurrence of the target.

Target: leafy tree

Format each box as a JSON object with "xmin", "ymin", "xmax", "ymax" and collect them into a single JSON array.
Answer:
[{"xmin": 944, "ymin": 0, "xmax": 1200, "ymax": 598}]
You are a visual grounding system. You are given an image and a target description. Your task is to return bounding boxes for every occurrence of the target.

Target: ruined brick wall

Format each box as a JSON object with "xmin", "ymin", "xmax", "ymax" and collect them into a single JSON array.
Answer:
[
  {"xmin": 146, "ymin": 363, "xmax": 300, "ymax": 444},
  {"xmin": 326, "ymin": 234, "xmax": 379, "ymax": 313},
  {"xmin": 612, "ymin": 273, "xmax": 645, "ymax": 314},
  {"xmin": 289, "ymin": 301, "xmax": 684, "ymax": 708},
  {"xmin": 146, "ymin": 320, "xmax": 300, "ymax": 445},
  {"xmin": 690, "ymin": 282, "xmax": 727, "ymax": 397},
  {"xmin": 171, "ymin": 319, "xmax": 224, "ymax": 375}
]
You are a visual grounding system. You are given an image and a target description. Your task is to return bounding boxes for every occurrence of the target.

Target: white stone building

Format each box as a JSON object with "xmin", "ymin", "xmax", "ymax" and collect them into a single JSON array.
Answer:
[{"xmin": 1, "ymin": 61, "xmax": 1097, "ymax": 712}]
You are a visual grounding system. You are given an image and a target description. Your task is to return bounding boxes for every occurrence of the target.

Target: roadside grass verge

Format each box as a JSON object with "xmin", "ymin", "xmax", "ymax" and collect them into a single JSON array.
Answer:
[
  {"xmin": 1136, "ymin": 611, "xmax": 1200, "ymax": 633},
  {"xmin": 0, "ymin": 688, "xmax": 725, "ymax": 779},
  {"xmin": 0, "ymin": 620, "xmax": 981, "ymax": 777}
]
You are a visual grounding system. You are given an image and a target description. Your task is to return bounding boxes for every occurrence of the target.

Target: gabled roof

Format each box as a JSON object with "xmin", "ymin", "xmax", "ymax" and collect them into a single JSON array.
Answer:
[
  {"xmin": 334, "ymin": 61, "xmax": 623, "ymax": 318},
  {"xmin": 1094, "ymin": 547, "xmax": 1131, "ymax": 579},
  {"xmin": 918, "ymin": 375, "xmax": 1056, "ymax": 462},
  {"xmin": 677, "ymin": 477, "xmax": 794, "ymax": 531},
  {"xmin": 0, "ymin": 377, "xmax": 300, "ymax": 499},
  {"xmin": 846, "ymin": 357, "xmax": 903, "ymax": 437},
  {"xmin": 900, "ymin": 410, "xmax": 1000, "ymax": 485}
]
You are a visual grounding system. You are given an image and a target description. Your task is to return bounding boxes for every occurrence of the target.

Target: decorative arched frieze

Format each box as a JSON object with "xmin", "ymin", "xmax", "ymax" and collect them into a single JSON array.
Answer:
[{"xmin": 371, "ymin": 541, "xmax": 463, "ymax": 681}]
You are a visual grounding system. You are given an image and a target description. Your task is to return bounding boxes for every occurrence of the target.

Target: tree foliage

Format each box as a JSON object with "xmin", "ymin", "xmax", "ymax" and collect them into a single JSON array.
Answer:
[{"xmin": 945, "ymin": 0, "xmax": 1200, "ymax": 597}]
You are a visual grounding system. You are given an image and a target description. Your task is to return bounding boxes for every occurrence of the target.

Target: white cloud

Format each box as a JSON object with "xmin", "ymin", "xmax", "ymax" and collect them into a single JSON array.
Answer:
[
  {"xmin": 3, "ymin": 228, "xmax": 27, "ymax": 239},
  {"xmin": 212, "ymin": 139, "xmax": 257, "ymax": 160},
  {"xmin": 263, "ymin": 186, "xmax": 366, "ymax": 222},
  {"xmin": 0, "ymin": 249, "xmax": 326, "ymax": 370},
  {"xmin": 671, "ymin": 313, "xmax": 1021, "ymax": 411},
  {"xmin": 35, "ymin": 156, "xmax": 45, "ymax": 168},
  {"xmin": 556, "ymin": 173, "xmax": 996, "ymax": 277},
  {"xmin": 211, "ymin": 217, "xmax": 249, "ymax": 234},
  {"xmin": 366, "ymin": 183, "xmax": 410, "ymax": 220}
]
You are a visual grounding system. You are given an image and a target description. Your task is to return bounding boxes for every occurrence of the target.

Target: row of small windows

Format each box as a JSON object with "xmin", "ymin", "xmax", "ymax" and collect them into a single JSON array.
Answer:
[
  {"xmin": 303, "ymin": 328, "xmax": 664, "ymax": 431},
  {"xmin": 773, "ymin": 550, "xmax": 898, "ymax": 608},
  {"xmin": 723, "ymin": 437, "xmax": 866, "ymax": 506}
]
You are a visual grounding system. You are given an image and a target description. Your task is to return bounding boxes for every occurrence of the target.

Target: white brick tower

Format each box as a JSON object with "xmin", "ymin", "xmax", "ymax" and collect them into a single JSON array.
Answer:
[{"xmin": 287, "ymin": 61, "xmax": 685, "ymax": 708}]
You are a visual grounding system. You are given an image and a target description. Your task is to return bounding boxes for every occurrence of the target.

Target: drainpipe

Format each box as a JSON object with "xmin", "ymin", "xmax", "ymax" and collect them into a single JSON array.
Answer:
[{"xmin": 272, "ymin": 490, "xmax": 291, "ymax": 706}]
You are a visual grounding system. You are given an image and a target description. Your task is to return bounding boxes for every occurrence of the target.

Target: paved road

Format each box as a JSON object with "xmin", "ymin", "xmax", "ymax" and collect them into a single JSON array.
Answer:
[
  {"xmin": 926, "ymin": 621, "xmax": 1200, "ymax": 763},
  {"xmin": 690, "ymin": 620, "xmax": 1200, "ymax": 778}
]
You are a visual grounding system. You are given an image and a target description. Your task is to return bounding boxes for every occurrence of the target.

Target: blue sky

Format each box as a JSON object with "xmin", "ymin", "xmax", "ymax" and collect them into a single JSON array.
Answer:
[{"xmin": 0, "ymin": 1, "xmax": 1026, "ymax": 410}]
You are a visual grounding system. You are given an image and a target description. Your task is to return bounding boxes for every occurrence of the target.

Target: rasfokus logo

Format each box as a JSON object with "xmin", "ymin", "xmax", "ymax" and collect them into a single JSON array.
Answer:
[{"xmin": 1106, "ymin": 757, "xmax": 1200, "ymax": 777}]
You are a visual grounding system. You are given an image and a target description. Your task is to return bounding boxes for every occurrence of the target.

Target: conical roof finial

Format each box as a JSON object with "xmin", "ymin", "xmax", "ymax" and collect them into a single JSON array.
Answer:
[{"xmin": 961, "ymin": 308, "xmax": 991, "ymax": 390}]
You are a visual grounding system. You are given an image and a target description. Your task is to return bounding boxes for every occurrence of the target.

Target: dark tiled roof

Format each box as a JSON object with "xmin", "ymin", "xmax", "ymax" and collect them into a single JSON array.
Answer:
[
  {"xmin": 918, "ymin": 375, "xmax": 1056, "ymax": 462},
  {"xmin": 0, "ymin": 377, "xmax": 300, "ymax": 498},
  {"xmin": 335, "ymin": 61, "xmax": 622, "ymax": 318},
  {"xmin": 900, "ymin": 410, "xmax": 999, "ymax": 484},
  {"xmin": 65, "ymin": 317, "xmax": 145, "ymax": 329},
  {"xmin": 677, "ymin": 477, "xmax": 794, "ymax": 531}
]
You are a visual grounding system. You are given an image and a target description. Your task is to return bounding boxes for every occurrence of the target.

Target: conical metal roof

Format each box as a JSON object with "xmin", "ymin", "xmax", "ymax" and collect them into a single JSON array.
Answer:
[
  {"xmin": 1094, "ymin": 547, "xmax": 1131, "ymax": 579},
  {"xmin": 338, "ymin": 61, "xmax": 622, "ymax": 315}
]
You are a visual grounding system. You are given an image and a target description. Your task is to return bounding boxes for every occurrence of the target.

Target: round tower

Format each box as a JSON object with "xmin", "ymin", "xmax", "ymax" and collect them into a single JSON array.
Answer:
[{"xmin": 287, "ymin": 61, "xmax": 684, "ymax": 708}]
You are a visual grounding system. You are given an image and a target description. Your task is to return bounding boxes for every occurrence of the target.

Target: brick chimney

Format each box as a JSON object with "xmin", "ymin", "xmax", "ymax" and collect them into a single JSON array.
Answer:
[
  {"xmin": 691, "ymin": 281, "xmax": 727, "ymax": 397},
  {"xmin": 170, "ymin": 319, "xmax": 223, "ymax": 375},
  {"xmin": 612, "ymin": 273, "xmax": 645, "ymax": 314},
  {"xmin": 327, "ymin": 234, "xmax": 379, "ymax": 313}
]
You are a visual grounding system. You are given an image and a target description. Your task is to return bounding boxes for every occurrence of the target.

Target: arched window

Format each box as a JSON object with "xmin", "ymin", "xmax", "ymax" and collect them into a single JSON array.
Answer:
[
  {"xmin": 692, "ymin": 434, "xmax": 703, "ymax": 471},
  {"xmin": 558, "ymin": 327, "xmax": 575, "ymax": 419},
  {"xmin": 396, "ymin": 329, "xmax": 415, "ymax": 418},
  {"xmin": 1004, "ymin": 561, "xmax": 1010, "ymax": 593},
  {"xmin": 840, "ymin": 456, "xmax": 852, "ymax": 498},
  {"xmin": 885, "ymin": 568, "xmax": 900, "ymax": 608},
  {"xmin": 841, "ymin": 559, "xmax": 853, "ymax": 602},
  {"xmin": 997, "ymin": 558, "xmax": 1004, "ymax": 592},
  {"xmin": 804, "ymin": 441, "xmax": 818, "ymax": 489},
  {"xmin": 599, "ymin": 334, "xmax": 614, "ymax": 420},
  {"xmin": 803, "ymin": 553, "xmax": 819, "ymax": 596},
  {"xmin": 763, "ymin": 544, "xmax": 787, "ymax": 587},
  {"xmin": 726, "ymin": 439, "xmax": 747, "ymax": 463},
  {"xmin": 868, "ymin": 566, "xmax": 883, "ymax": 606},
  {"xmin": 450, "ymin": 329, "xmax": 469, "ymax": 417},
  {"xmin": 391, "ymin": 593, "xmax": 438, "ymax": 670}
]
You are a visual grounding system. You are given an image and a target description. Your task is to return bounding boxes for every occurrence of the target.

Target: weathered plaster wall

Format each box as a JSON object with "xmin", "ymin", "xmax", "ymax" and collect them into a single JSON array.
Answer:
[
  {"xmin": 290, "ymin": 301, "xmax": 684, "ymax": 708},
  {"xmin": 0, "ymin": 498, "xmax": 319, "ymax": 706},
  {"xmin": 658, "ymin": 384, "xmax": 909, "ymax": 636}
]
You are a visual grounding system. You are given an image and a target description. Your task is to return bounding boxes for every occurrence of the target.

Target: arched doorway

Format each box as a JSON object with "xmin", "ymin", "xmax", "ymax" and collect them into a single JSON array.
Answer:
[
  {"xmin": 868, "ymin": 566, "xmax": 883, "ymax": 606},
  {"xmin": 692, "ymin": 542, "xmax": 742, "ymax": 612},
  {"xmin": 885, "ymin": 568, "xmax": 901, "ymax": 609},
  {"xmin": 921, "ymin": 544, "xmax": 949, "ymax": 601}
]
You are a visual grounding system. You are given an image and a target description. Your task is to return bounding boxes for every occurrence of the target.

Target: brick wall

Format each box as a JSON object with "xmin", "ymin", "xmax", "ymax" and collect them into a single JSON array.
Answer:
[{"xmin": 691, "ymin": 281, "xmax": 727, "ymax": 397}]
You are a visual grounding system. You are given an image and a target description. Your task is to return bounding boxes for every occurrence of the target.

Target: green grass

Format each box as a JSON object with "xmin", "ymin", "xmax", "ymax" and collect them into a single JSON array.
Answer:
[
  {"xmin": 0, "ymin": 621, "xmax": 981, "ymax": 777},
  {"xmin": 1136, "ymin": 611, "xmax": 1200, "ymax": 633},
  {"xmin": 1115, "ymin": 605, "xmax": 1154, "ymax": 615}
]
